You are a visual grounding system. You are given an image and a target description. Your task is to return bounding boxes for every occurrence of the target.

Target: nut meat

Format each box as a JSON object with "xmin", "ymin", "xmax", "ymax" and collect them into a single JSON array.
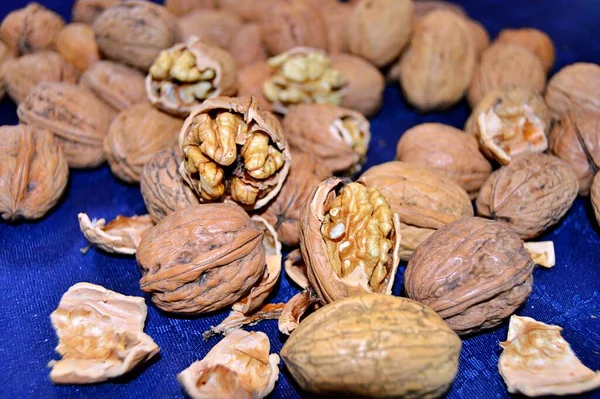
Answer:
[
  {"xmin": 545, "ymin": 63, "xmax": 600, "ymax": 119},
  {"xmin": 0, "ymin": 3, "xmax": 65, "ymax": 54}
]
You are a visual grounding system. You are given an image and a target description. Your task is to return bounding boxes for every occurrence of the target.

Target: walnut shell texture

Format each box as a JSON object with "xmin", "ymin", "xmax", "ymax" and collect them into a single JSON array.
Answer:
[
  {"xmin": 414, "ymin": 0, "xmax": 466, "ymax": 18},
  {"xmin": 72, "ymin": 0, "xmax": 121, "ymax": 25},
  {"xmin": 228, "ymin": 23, "xmax": 267, "ymax": 69},
  {"xmin": 237, "ymin": 61, "xmax": 273, "ymax": 112},
  {"xmin": 321, "ymin": 3, "xmax": 352, "ymax": 54},
  {"xmin": 0, "ymin": 41, "xmax": 14, "ymax": 100},
  {"xmin": 218, "ymin": 0, "xmax": 274, "ymax": 22},
  {"xmin": 545, "ymin": 63, "xmax": 600, "ymax": 120},
  {"xmin": 467, "ymin": 18, "xmax": 490, "ymax": 58},
  {"xmin": 55, "ymin": 23, "xmax": 99, "ymax": 72},
  {"xmin": 177, "ymin": 9, "xmax": 242, "ymax": 49},
  {"xmin": 592, "ymin": 173, "xmax": 600, "ymax": 226},
  {"xmin": 496, "ymin": 28, "xmax": 555, "ymax": 73},
  {"xmin": 165, "ymin": 0, "xmax": 216, "ymax": 16}
]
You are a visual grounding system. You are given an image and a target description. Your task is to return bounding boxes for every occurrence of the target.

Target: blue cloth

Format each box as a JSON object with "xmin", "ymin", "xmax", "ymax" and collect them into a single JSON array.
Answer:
[{"xmin": 1, "ymin": 0, "xmax": 599, "ymax": 398}]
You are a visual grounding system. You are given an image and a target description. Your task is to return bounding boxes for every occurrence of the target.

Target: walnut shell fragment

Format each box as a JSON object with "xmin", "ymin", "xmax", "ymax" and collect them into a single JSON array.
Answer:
[
  {"xmin": 592, "ymin": 173, "xmax": 600, "ymax": 226},
  {"xmin": 405, "ymin": 217, "xmax": 534, "ymax": 335},
  {"xmin": 178, "ymin": 330, "xmax": 280, "ymax": 399},
  {"xmin": 177, "ymin": 10, "xmax": 242, "ymax": 49},
  {"xmin": 228, "ymin": 23, "xmax": 267, "ymax": 69},
  {"xmin": 523, "ymin": 241, "xmax": 555, "ymax": 268},
  {"xmin": 496, "ymin": 28, "xmax": 556, "ymax": 73},
  {"xmin": 78, "ymin": 213, "xmax": 154, "ymax": 255},
  {"xmin": 55, "ymin": 23, "xmax": 99, "ymax": 72},
  {"xmin": 49, "ymin": 282, "xmax": 159, "ymax": 384},
  {"xmin": 545, "ymin": 63, "xmax": 600, "ymax": 119},
  {"xmin": 499, "ymin": 315, "xmax": 600, "ymax": 396}
]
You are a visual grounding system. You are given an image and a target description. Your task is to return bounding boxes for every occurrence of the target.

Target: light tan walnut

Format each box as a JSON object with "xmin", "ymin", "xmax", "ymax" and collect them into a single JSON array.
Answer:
[
  {"xmin": 497, "ymin": 28, "xmax": 555, "ymax": 73},
  {"xmin": 228, "ymin": 23, "xmax": 267, "ymax": 69},
  {"xmin": 72, "ymin": 0, "xmax": 121, "ymax": 25},
  {"xmin": 55, "ymin": 23, "xmax": 99, "ymax": 72},
  {"xmin": 165, "ymin": 0, "xmax": 216, "ymax": 16},
  {"xmin": 545, "ymin": 63, "xmax": 600, "ymax": 120},
  {"xmin": 177, "ymin": 9, "xmax": 242, "ymax": 49},
  {"xmin": 78, "ymin": 213, "xmax": 154, "ymax": 255}
]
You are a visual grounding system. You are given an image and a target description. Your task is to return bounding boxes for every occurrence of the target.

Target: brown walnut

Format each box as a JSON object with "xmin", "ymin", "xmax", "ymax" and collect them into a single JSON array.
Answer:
[
  {"xmin": 545, "ymin": 63, "xmax": 600, "ymax": 120},
  {"xmin": 72, "ymin": 0, "xmax": 121, "ymax": 25},
  {"xmin": 592, "ymin": 173, "xmax": 600, "ymax": 226},
  {"xmin": 0, "ymin": 40, "xmax": 14, "ymax": 100},
  {"xmin": 228, "ymin": 23, "xmax": 267, "ymax": 69},
  {"xmin": 237, "ymin": 61, "xmax": 273, "ymax": 111},
  {"xmin": 467, "ymin": 19, "xmax": 490, "ymax": 58},
  {"xmin": 217, "ymin": 0, "xmax": 274, "ymax": 23},
  {"xmin": 165, "ymin": 0, "xmax": 216, "ymax": 16},
  {"xmin": 177, "ymin": 9, "xmax": 242, "ymax": 49},
  {"xmin": 496, "ymin": 28, "xmax": 555, "ymax": 73},
  {"xmin": 321, "ymin": 2, "xmax": 352, "ymax": 54},
  {"xmin": 55, "ymin": 23, "xmax": 99, "ymax": 72},
  {"xmin": 414, "ymin": 0, "xmax": 466, "ymax": 18}
]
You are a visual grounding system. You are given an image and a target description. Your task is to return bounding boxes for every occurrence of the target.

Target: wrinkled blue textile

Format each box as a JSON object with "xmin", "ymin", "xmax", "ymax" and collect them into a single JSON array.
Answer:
[{"xmin": 1, "ymin": 0, "xmax": 599, "ymax": 398}]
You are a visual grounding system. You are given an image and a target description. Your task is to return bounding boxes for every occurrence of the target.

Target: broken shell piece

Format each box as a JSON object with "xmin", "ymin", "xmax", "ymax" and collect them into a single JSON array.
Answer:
[
  {"xmin": 178, "ymin": 330, "xmax": 280, "ymax": 399},
  {"xmin": 523, "ymin": 241, "xmax": 555, "ymax": 268},
  {"xmin": 49, "ymin": 282, "xmax": 159, "ymax": 384},
  {"xmin": 278, "ymin": 288, "xmax": 320, "ymax": 335},
  {"xmin": 499, "ymin": 315, "xmax": 600, "ymax": 396},
  {"xmin": 284, "ymin": 249, "xmax": 309, "ymax": 289},
  {"xmin": 203, "ymin": 303, "xmax": 285, "ymax": 339},
  {"xmin": 78, "ymin": 213, "xmax": 154, "ymax": 255}
]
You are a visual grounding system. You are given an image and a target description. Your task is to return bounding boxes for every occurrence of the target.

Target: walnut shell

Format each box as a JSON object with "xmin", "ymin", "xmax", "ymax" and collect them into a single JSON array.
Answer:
[
  {"xmin": 72, "ymin": 0, "xmax": 121, "ymax": 25},
  {"xmin": 476, "ymin": 153, "xmax": 578, "ymax": 239},
  {"xmin": 396, "ymin": 123, "xmax": 492, "ymax": 198},
  {"xmin": 165, "ymin": 0, "xmax": 216, "ymax": 16},
  {"xmin": 55, "ymin": 23, "xmax": 99, "ymax": 72},
  {"xmin": 217, "ymin": 0, "xmax": 275, "ymax": 23},
  {"xmin": 104, "ymin": 103, "xmax": 182, "ymax": 183},
  {"xmin": 2, "ymin": 51, "xmax": 78, "ymax": 104},
  {"xmin": 78, "ymin": 213, "xmax": 154, "ymax": 255},
  {"xmin": 397, "ymin": 10, "xmax": 476, "ymax": 111},
  {"xmin": 592, "ymin": 173, "xmax": 600, "ymax": 226},
  {"xmin": 549, "ymin": 111, "xmax": 600, "ymax": 196},
  {"xmin": 0, "ymin": 40, "xmax": 15, "ymax": 100},
  {"xmin": 237, "ymin": 61, "xmax": 273, "ymax": 111},
  {"xmin": 281, "ymin": 294, "xmax": 461, "ymax": 398},
  {"xmin": 359, "ymin": 161, "xmax": 474, "ymax": 260},
  {"xmin": 17, "ymin": 82, "xmax": 116, "ymax": 168},
  {"xmin": 0, "ymin": 125, "xmax": 68, "ymax": 221},
  {"xmin": 320, "ymin": 2, "xmax": 352, "ymax": 54},
  {"xmin": 177, "ymin": 9, "xmax": 242, "ymax": 49},
  {"xmin": 467, "ymin": 18, "xmax": 490, "ymax": 58},
  {"xmin": 545, "ymin": 63, "xmax": 600, "ymax": 120},
  {"xmin": 468, "ymin": 43, "xmax": 546, "ymax": 106},
  {"xmin": 497, "ymin": 28, "xmax": 555, "ymax": 73},
  {"xmin": 405, "ymin": 217, "xmax": 534, "ymax": 335},
  {"xmin": 414, "ymin": 0, "xmax": 466, "ymax": 18},
  {"xmin": 228, "ymin": 23, "xmax": 267, "ymax": 69}
]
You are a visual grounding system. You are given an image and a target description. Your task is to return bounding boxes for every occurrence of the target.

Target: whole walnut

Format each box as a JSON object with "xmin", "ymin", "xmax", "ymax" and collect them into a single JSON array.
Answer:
[
  {"xmin": 549, "ymin": 111, "xmax": 600, "ymax": 196},
  {"xmin": 55, "ymin": 23, "xmax": 99, "ymax": 72},
  {"xmin": 0, "ymin": 3, "xmax": 65, "ymax": 55},
  {"xmin": 177, "ymin": 9, "xmax": 242, "ymax": 49},
  {"xmin": 497, "ymin": 28, "xmax": 555, "ymax": 74},
  {"xmin": 0, "ymin": 125, "xmax": 68, "ymax": 221},
  {"xmin": 72, "ymin": 0, "xmax": 121, "ymax": 25},
  {"xmin": 80, "ymin": 61, "xmax": 147, "ymax": 112},
  {"xmin": 476, "ymin": 153, "xmax": 578, "ymax": 239},
  {"xmin": 104, "ymin": 103, "xmax": 183, "ymax": 183},
  {"xmin": 237, "ymin": 61, "xmax": 273, "ymax": 111},
  {"xmin": 413, "ymin": 0, "xmax": 466, "ymax": 18},
  {"xmin": 319, "ymin": 2, "xmax": 352, "ymax": 54},
  {"xmin": 228, "ymin": 23, "xmax": 267, "ymax": 69},
  {"xmin": 346, "ymin": 0, "xmax": 414, "ymax": 67},
  {"xmin": 165, "ymin": 0, "xmax": 216, "ymax": 16},
  {"xmin": 359, "ymin": 161, "xmax": 474, "ymax": 260},
  {"xmin": 2, "ymin": 51, "xmax": 78, "ymax": 104},
  {"xmin": 405, "ymin": 217, "xmax": 534, "ymax": 335},
  {"xmin": 140, "ymin": 148, "xmax": 199, "ymax": 223},
  {"xmin": 468, "ymin": 43, "xmax": 546, "ymax": 106},
  {"xmin": 0, "ymin": 40, "xmax": 15, "ymax": 100},
  {"xmin": 592, "ymin": 173, "xmax": 600, "ymax": 226},
  {"xmin": 17, "ymin": 82, "xmax": 116, "ymax": 168},
  {"xmin": 397, "ymin": 10, "xmax": 476, "ymax": 111},
  {"xmin": 545, "ymin": 63, "xmax": 600, "ymax": 119},
  {"xmin": 467, "ymin": 18, "xmax": 490, "ymax": 58},
  {"xmin": 93, "ymin": 1, "xmax": 181, "ymax": 71},
  {"xmin": 396, "ymin": 123, "xmax": 492, "ymax": 198},
  {"xmin": 217, "ymin": 0, "xmax": 274, "ymax": 23}
]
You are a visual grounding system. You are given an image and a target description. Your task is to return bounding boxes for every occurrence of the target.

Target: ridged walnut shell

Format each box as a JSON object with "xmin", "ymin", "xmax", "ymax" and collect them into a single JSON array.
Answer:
[
  {"xmin": 496, "ymin": 28, "xmax": 556, "ymax": 74},
  {"xmin": 592, "ymin": 173, "xmax": 600, "ymax": 226},
  {"xmin": 177, "ymin": 9, "xmax": 242, "ymax": 49},
  {"xmin": 165, "ymin": 0, "xmax": 215, "ymax": 16},
  {"xmin": 467, "ymin": 19, "xmax": 490, "ymax": 58},
  {"xmin": 217, "ymin": 0, "xmax": 274, "ymax": 23},
  {"xmin": 237, "ymin": 61, "xmax": 273, "ymax": 112},
  {"xmin": 320, "ymin": 2, "xmax": 352, "ymax": 55},
  {"xmin": 17, "ymin": 82, "xmax": 116, "ymax": 168},
  {"xmin": 55, "ymin": 23, "xmax": 100, "ymax": 72},
  {"xmin": 396, "ymin": 123, "xmax": 492, "ymax": 198},
  {"xmin": 228, "ymin": 23, "xmax": 267, "ymax": 69},
  {"xmin": 72, "ymin": 0, "xmax": 121, "ymax": 25},
  {"xmin": 405, "ymin": 217, "xmax": 534, "ymax": 335},
  {"xmin": 476, "ymin": 153, "xmax": 578, "ymax": 239},
  {"xmin": 0, "ymin": 41, "xmax": 14, "ymax": 100},
  {"xmin": 545, "ymin": 63, "xmax": 600, "ymax": 120},
  {"xmin": 414, "ymin": 0, "xmax": 466, "ymax": 18},
  {"xmin": 281, "ymin": 294, "xmax": 461, "ymax": 398}
]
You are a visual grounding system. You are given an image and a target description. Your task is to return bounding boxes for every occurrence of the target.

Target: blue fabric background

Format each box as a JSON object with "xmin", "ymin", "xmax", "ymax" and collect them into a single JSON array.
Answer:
[{"xmin": 0, "ymin": 0, "xmax": 599, "ymax": 398}]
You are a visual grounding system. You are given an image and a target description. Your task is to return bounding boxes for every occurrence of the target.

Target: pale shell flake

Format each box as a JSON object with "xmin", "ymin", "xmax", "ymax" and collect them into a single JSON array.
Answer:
[{"xmin": 78, "ymin": 213, "xmax": 154, "ymax": 255}]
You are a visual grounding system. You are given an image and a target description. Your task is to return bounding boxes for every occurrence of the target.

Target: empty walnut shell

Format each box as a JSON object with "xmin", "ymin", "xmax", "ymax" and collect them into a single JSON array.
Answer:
[
  {"xmin": 17, "ymin": 82, "xmax": 116, "ymax": 168},
  {"xmin": 396, "ymin": 123, "xmax": 492, "ymax": 198},
  {"xmin": 177, "ymin": 9, "xmax": 242, "ymax": 49},
  {"xmin": 592, "ymin": 173, "xmax": 600, "ymax": 226},
  {"xmin": 165, "ymin": 0, "xmax": 216, "ymax": 16},
  {"xmin": 72, "ymin": 0, "xmax": 121, "ymax": 25},
  {"xmin": 55, "ymin": 23, "xmax": 99, "ymax": 72},
  {"xmin": 228, "ymin": 23, "xmax": 267, "ymax": 69},
  {"xmin": 476, "ymin": 153, "xmax": 578, "ymax": 239},
  {"xmin": 545, "ymin": 63, "xmax": 600, "ymax": 120},
  {"xmin": 0, "ymin": 125, "xmax": 68, "ymax": 221},
  {"xmin": 405, "ymin": 217, "xmax": 534, "ymax": 335},
  {"xmin": 496, "ymin": 28, "xmax": 555, "ymax": 74},
  {"xmin": 104, "ymin": 103, "xmax": 182, "ymax": 183}
]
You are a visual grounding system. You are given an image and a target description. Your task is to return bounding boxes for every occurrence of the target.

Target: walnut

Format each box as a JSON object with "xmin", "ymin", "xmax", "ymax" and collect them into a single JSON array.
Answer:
[
  {"xmin": 0, "ymin": 125, "xmax": 68, "ymax": 221},
  {"xmin": 93, "ymin": 1, "xmax": 181, "ymax": 71},
  {"xmin": 465, "ymin": 87, "xmax": 551, "ymax": 165},
  {"xmin": 283, "ymin": 104, "xmax": 370, "ymax": 174},
  {"xmin": 237, "ymin": 61, "xmax": 273, "ymax": 111},
  {"xmin": 140, "ymin": 148, "xmax": 200, "ymax": 223},
  {"xmin": 165, "ymin": 0, "xmax": 216, "ymax": 16},
  {"xmin": 468, "ymin": 43, "xmax": 546, "ymax": 106},
  {"xmin": 0, "ymin": 3, "xmax": 65, "ymax": 55},
  {"xmin": 346, "ymin": 0, "xmax": 414, "ymax": 67},
  {"xmin": 281, "ymin": 294, "xmax": 461, "ymax": 398},
  {"xmin": 359, "ymin": 161, "xmax": 473, "ymax": 260},
  {"xmin": 78, "ymin": 213, "xmax": 154, "ymax": 255},
  {"xmin": 476, "ymin": 153, "xmax": 578, "ymax": 239},
  {"xmin": 0, "ymin": 40, "xmax": 15, "ymax": 100},
  {"xmin": 321, "ymin": 2, "xmax": 352, "ymax": 54},
  {"xmin": 179, "ymin": 96, "xmax": 291, "ymax": 210},
  {"xmin": 499, "ymin": 315, "xmax": 600, "ymax": 396},
  {"xmin": 104, "ymin": 103, "xmax": 182, "ymax": 183},
  {"xmin": 497, "ymin": 28, "xmax": 555, "ymax": 73},
  {"xmin": 549, "ymin": 111, "xmax": 600, "ymax": 195},
  {"xmin": 396, "ymin": 10, "xmax": 476, "ymax": 111},
  {"xmin": 72, "ymin": 0, "xmax": 121, "ymax": 25},
  {"xmin": 147, "ymin": 37, "xmax": 237, "ymax": 117},
  {"xmin": 545, "ymin": 63, "xmax": 600, "ymax": 120},
  {"xmin": 79, "ymin": 61, "xmax": 147, "ymax": 112},
  {"xmin": 414, "ymin": 0, "xmax": 466, "ymax": 18},
  {"xmin": 55, "ymin": 23, "xmax": 99, "ymax": 72},
  {"xmin": 406, "ymin": 217, "xmax": 534, "ymax": 335},
  {"xmin": 592, "ymin": 173, "xmax": 600, "ymax": 226},
  {"xmin": 217, "ymin": 0, "xmax": 275, "ymax": 23},
  {"xmin": 467, "ymin": 18, "xmax": 490, "ymax": 58},
  {"xmin": 396, "ymin": 123, "xmax": 492, "ymax": 198},
  {"xmin": 228, "ymin": 23, "xmax": 267, "ymax": 69},
  {"xmin": 179, "ymin": 330, "xmax": 280, "ymax": 399},
  {"xmin": 17, "ymin": 82, "xmax": 116, "ymax": 168},
  {"xmin": 49, "ymin": 283, "xmax": 159, "ymax": 384},
  {"xmin": 1, "ymin": 51, "xmax": 78, "ymax": 104},
  {"xmin": 177, "ymin": 9, "xmax": 242, "ymax": 49}
]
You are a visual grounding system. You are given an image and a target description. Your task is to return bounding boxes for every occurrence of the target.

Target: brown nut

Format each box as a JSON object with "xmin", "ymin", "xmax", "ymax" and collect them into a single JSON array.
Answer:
[
  {"xmin": 165, "ymin": 0, "xmax": 216, "ymax": 16},
  {"xmin": 177, "ymin": 9, "xmax": 242, "ymax": 49},
  {"xmin": 549, "ymin": 111, "xmax": 600, "ymax": 196},
  {"xmin": 2, "ymin": 51, "xmax": 78, "ymax": 104},
  {"xmin": 281, "ymin": 294, "xmax": 461, "ymax": 398},
  {"xmin": 237, "ymin": 61, "xmax": 273, "ymax": 111},
  {"xmin": 55, "ymin": 23, "xmax": 99, "ymax": 72},
  {"xmin": 147, "ymin": 37, "xmax": 237, "ymax": 117},
  {"xmin": 283, "ymin": 104, "xmax": 370, "ymax": 175},
  {"xmin": 217, "ymin": 0, "xmax": 275, "ymax": 23},
  {"xmin": 72, "ymin": 0, "xmax": 121, "ymax": 25},
  {"xmin": 0, "ymin": 125, "xmax": 68, "ymax": 221},
  {"xmin": 396, "ymin": 123, "xmax": 492, "ymax": 198},
  {"xmin": 468, "ymin": 43, "xmax": 546, "ymax": 106},
  {"xmin": 319, "ymin": 2, "xmax": 352, "ymax": 55},
  {"xmin": 397, "ymin": 10, "xmax": 476, "ymax": 111},
  {"xmin": 405, "ymin": 217, "xmax": 534, "ymax": 335},
  {"xmin": 359, "ymin": 161, "xmax": 473, "ymax": 260},
  {"xmin": 467, "ymin": 18, "xmax": 490, "ymax": 58},
  {"xmin": 476, "ymin": 153, "xmax": 578, "ymax": 239},
  {"xmin": 414, "ymin": 0, "xmax": 466, "ymax": 18},
  {"xmin": 497, "ymin": 28, "xmax": 555, "ymax": 73},
  {"xmin": 591, "ymin": 173, "xmax": 600, "ymax": 226},
  {"xmin": 0, "ymin": 3, "xmax": 65, "ymax": 55},
  {"xmin": 93, "ymin": 1, "xmax": 180, "ymax": 71},
  {"xmin": 465, "ymin": 87, "xmax": 552, "ymax": 165},
  {"xmin": 179, "ymin": 96, "xmax": 291, "ymax": 210},
  {"xmin": 228, "ymin": 23, "xmax": 267, "ymax": 69},
  {"xmin": 0, "ymin": 40, "xmax": 15, "ymax": 100},
  {"xmin": 104, "ymin": 103, "xmax": 182, "ymax": 183},
  {"xmin": 545, "ymin": 63, "xmax": 600, "ymax": 120},
  {"xmin": 78, "ymin": 213, "xmax": 154, "ymax": 255},
  {"xmin": 17, "ymin": 82, "xmax": 116, "ymax": 168}
]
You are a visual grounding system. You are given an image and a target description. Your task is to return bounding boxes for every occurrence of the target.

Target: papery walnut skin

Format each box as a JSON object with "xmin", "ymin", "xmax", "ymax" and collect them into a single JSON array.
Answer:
[
  {"xmin": 497, "ymin": 28, "xmax": 556, "ymax": 74},
  {"xmin": 545, "ymin": 63, "xmax": 600, "ymax": 120},
  {"xmin": 0, "ymin": 125, "xmax": 68, "ymax": 221},
  {"xmin": 72, "ymin": 0, "xmax": 121, "ymax": 25},
  {"xmin": 405, "ymin": 217, "xmax": 534, "ymax": 335},
  {"xmin": 591, "ymin": 173, "xmax": 600, "ymax": 226},
  {"xmin": 476, "ymin": 153, "xmax": 578, "ymax": 239},
  {"xmin": 177, "ymin": 10, "xmax": 242, "ymax": 49},
  {"xmin": 228, "ymin": 23, "xmax": 267, "ymax": 69},
  {"xmin": 55, "ymin": 23, "xmax": 99, "ymax": 72},
  {"xmin": 165, "ymin": 0, "xmax": 216, "ymax": 16}
]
